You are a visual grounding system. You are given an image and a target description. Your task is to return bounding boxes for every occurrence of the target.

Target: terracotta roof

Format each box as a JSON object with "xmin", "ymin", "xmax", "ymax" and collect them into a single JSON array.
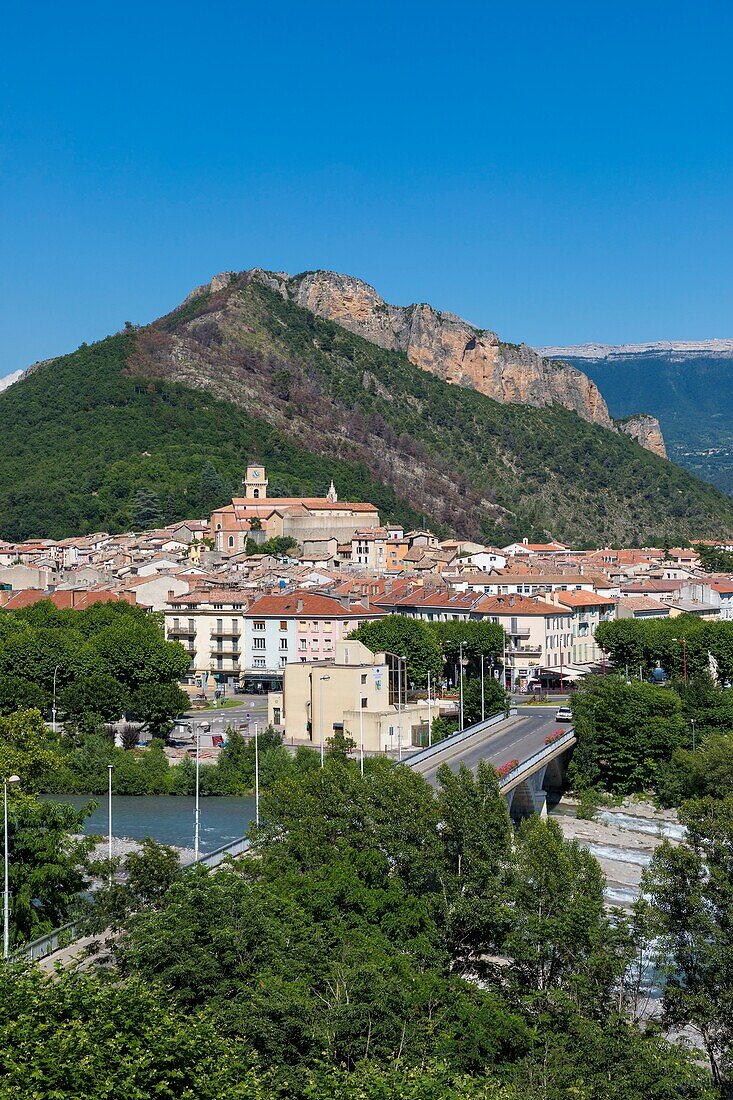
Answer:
[
  {"xmin": 618, "ymin": 596, "xmax": 669, "ymax": 612},
  {"xmin": 555, "ymin": 590, "xmax": 616, "ymax": 607},
  {"xmin": 246, "ymin": 590, "xmax": 381, "ymax": 618},
  {"xmin": 0, "ymin": 589, "xmax": 137, "ymax": 610},
  {"xmin": 472, "ymin": 594, "xmax": 559, "ymax": 616}
]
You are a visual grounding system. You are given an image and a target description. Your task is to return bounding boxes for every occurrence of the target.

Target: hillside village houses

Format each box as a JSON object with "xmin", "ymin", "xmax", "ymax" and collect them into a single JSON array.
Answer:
[{"xmin": 3, "ymin": 460, "xmax": 733, "ymax": 716}]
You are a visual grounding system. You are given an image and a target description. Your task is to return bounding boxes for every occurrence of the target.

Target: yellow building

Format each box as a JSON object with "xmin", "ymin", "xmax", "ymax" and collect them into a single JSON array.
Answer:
[{"xmin": 268, "ymin": 640, "xmax": 432, "ymax": 754}]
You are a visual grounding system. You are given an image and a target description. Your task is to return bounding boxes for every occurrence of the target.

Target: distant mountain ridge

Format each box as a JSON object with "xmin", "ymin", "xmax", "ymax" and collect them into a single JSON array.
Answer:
[
  {"xmin": 539, "ymin": 340, "xmax": 733, "ymax": 360},
  {"xmin": 541, "ymin": 341, "xmax": 733, "ymax": 495}
]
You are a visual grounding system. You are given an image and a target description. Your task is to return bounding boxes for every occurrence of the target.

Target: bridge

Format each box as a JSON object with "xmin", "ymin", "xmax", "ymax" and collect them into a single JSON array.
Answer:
[{"xmin": 408, "ymin": 705, "xmax": 577, "ymax": 821}]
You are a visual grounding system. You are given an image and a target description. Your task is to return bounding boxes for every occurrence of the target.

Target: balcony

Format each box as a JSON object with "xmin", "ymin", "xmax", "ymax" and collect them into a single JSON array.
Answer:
[
  {"xmin": 213, "ymin": 646, "xmax": 241, "ymax": 658},
  {"xmin": 211, "ymin": 628, "xmax": 241, "ymax": 638},
  {"xmin": 168, "ymin": 627, "xmax": 196, "ymax": 639}
]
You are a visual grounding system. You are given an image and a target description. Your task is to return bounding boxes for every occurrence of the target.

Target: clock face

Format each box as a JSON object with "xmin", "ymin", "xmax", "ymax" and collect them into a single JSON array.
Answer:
[{"xmin": 251, "ymin": 470, "xmax": 260, "ymax": 478}]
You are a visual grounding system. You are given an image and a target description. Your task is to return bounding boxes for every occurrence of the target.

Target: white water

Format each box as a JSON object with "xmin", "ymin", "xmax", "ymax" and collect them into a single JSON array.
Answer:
[
  {"xmin": 587, "ymin": 843, "xmax": 653, "ymax": 866},
  {"xmin": 598, "ymin": 810, "xmax": 686, "ymax": 842}
]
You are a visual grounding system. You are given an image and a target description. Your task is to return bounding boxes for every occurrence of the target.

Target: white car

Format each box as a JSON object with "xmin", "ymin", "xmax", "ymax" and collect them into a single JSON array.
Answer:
[{"xmin": 555, "ymin": 706, "xmax": 573, "ymax": 722}]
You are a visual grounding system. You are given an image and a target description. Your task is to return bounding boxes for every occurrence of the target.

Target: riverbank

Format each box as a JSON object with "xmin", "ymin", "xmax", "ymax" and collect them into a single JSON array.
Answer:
[{"xmin": 551, "ymin": 797, "xmax": 683, "ymax": 907}]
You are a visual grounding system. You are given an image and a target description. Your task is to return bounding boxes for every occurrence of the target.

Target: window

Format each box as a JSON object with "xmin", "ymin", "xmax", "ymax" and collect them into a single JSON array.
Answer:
[
  {"xmin": 279, "ymin": 655, "xmax": 287, "ymax": 667},
  {"xmin": 252, "ymin": 638, "xmax": 266, "ymax": 650},
  {"xmin": 361, "ymin": 673, "xmax": 367, "ymax": 684},
  {"xmin": 253, "ymin": 621, "xmax": 265, "ymax": 631},
  {"xmin": 273, "ymin": 707, "xmax": 281, "ymax": 724},
  {"xmin": 361, "ymin": 697, "xmax": 368, "ymax": 708},
  {"xmin": 214, "ymin": 604, "xmax": 223, "ymax": 610},
  {"xmin": 323, "ymin": 621, "xmax": 331, "ymax": 631},
  {"xmin": 228, "ymin": 536, "xmax": 234, "ymax": 548},
  {"xmin": 324, "ymin": 638, "xmax": 332, "ymax": 650},
  {"xmin": 279, "ymin": 620, "xmax": 287, "ymax": 631},
  {"xmin": 253, "ymin": 658, "xmax": 265, "ymax": 668},
  {"xmin": 299, "ymin": 620, "xmax": 307, "ymax": 632},
  {"xmin": 173, "ymin": 618, "xmax": 180, "ymax": 629},
  {"xmin": 216, "ymin": 657, "xmax": 222, "ymax": 669},
  {"xmin": 299, "ymin": 639, "xmax": 307, "ymax": 651},
  {"xmin": 188, "ymin": 619, "xmax": 194, "ymax": 631},
  {"xmin": 216, "ymin": 618, "xmax": 223, "ymax": 631},
  {"xmin": 279, "ymin": 638, "xmax": 288, "ymax": 650}
]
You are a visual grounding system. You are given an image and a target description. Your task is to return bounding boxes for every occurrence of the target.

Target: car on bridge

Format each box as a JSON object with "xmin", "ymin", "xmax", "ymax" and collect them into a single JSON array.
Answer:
[{"xmin": 555, "ymin": 705, "xmax": 573, "ymax": 722}]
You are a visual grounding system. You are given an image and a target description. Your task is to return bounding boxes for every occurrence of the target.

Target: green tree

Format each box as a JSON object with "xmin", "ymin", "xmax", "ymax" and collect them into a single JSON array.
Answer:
[
  {"xmin": 130, "ymin": 487, "xmax": 161, "ymax": 528},
  {"xmin": 349, "ymin": 615, "xmax": 443, "ymax": 686},
  {"xmin": 128, "ymin": 682, "xmax": 189, "ymax": 738},
  {"xmin": 59, "ymin": 673, "xmax": 129, "ymax": 724},
  {"xmin": 644, "ymin": 796, "xmax": 733, "ymax": 1093},
  {"xmin": 462, "ymin": 677, "xmax": 508, "ymax": 725}
]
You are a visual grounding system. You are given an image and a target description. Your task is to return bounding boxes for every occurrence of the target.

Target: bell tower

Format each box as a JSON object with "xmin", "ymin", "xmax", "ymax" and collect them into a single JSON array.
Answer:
[{"xmin": 244, "ymin": 463, "xmax": 268, "ymax": 500}]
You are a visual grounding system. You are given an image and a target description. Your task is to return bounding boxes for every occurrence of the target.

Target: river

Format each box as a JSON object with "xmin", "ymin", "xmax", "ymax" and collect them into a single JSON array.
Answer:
[{"xmin": 44, "ymin": 794, "xmax": 256, "ymax": 854}]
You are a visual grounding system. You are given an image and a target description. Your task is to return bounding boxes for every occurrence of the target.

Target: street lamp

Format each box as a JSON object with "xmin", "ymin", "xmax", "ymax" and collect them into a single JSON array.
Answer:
[
  {"xmin": 397, "ymin": 656, "xmax": 406, "ymax": 761},
  {"xmin": 52, "ymin": 664, "xmax": 61, "ymax": 736},
  {"xmin": 194, "ymin": 725, "xmax": 201, "ymax": 860},
  {"xmin": 254, "ymin": 722, "xmax": 260, "ymax": 827},
  {"xmin": 458, "ymin": 642, "xmax": 465, "ymax": 732},
  {"xmin": 319, "ymin": 676, "xmax": 330, "ymax": 768},
  {"xmin": 107, "ymin": 764, "xmax": 113, "ymax": 885},
  {"xmin": 3, "ymin": 774, "xmax": 20, "ymax": 959}
]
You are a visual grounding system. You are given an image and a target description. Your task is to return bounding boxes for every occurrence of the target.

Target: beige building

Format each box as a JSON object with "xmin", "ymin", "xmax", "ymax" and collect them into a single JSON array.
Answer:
[
  {"xmin": 210, "ymin": 464, "xmax": 381, "ymax": 552},
  {"xmin": 268, "ymin": 640, "xmax": 431, "ymax": 754}
]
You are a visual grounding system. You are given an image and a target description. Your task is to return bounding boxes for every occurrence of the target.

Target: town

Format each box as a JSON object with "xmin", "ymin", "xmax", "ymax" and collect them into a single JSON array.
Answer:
[{"xmin": 2, "ymin": 462, "xmax": 730, "ymax": 749}]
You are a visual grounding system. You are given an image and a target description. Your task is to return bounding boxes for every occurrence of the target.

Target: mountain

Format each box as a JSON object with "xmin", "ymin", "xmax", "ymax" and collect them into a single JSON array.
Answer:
[
  {"xmin": 251, "ymin": 270, "xmax": 615, "ymax": 429},
  {"xmin": 538, "ymin": 342, "xmax": 733, "ymax": 493},
  {"xmin": 1, "ymin": 269, "xmax": 733, "ymax": 545},
  {"xmin": 0, "ymin": 369, "xmax": 22, "ymax": 394}
]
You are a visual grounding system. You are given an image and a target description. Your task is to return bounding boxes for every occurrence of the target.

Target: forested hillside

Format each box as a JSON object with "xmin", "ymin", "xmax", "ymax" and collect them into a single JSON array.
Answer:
[{"xmin": 2, "ymin": 271, "xmax": 733, "ymax": 543}]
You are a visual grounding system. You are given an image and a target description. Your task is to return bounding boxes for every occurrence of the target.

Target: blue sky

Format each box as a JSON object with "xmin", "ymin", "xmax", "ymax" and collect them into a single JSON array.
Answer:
[{"xmin": 1, "ymin": 1, "xmax": 732, "ymax": 378}]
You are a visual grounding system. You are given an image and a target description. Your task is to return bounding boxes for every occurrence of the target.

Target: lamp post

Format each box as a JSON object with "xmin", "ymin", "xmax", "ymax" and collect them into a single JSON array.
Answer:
[
  {"xmin": 427, "ymin": 670, "xmax": 432, "ymax": 747},
  {"xmin": 358, "ymin": 689, "xmax": 364, "ymax": 777},
  {"xmin": 319, "ymin": 675, "xmax": 330, "ymax": 768},
  {"xmin": 254, "ymin": 722, "xmax": 260, "ymax": 826},
  {"xmin": 107, "ymin": 764, "xmax": 113, "ymax": 885},
  {"xmin": 52, "ymin": 664, "xmax": 61, "ymax": 736},
  {"xmin": 397, "ymin": 656, "xmax": 405, "ymax": 761},
  {"xmin": 458, "ymin": 642, "xmax": 465, "ymax": 732},
  {"xmin": 3, "ymin": 774, "xmax": 20, "ymax": 959},
  {"xmin": 194, "ymin": 725, "xmax": 201, "ymax": 861}
]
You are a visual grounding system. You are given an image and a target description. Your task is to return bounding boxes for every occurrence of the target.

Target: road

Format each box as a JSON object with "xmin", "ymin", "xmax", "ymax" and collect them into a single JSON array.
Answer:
[
  {"xmin": 411, "ymin": 705, "xmax": 568, "ymax": 786},
  {"xmin": 178, "ymin": 696, "xmax": 269, "ymax": 748}
]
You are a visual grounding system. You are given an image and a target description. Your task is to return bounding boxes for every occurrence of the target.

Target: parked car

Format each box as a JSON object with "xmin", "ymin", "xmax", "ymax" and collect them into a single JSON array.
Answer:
[{"xmin": 555, "ymin": 706, "xmax": 573, "ymax": 722}]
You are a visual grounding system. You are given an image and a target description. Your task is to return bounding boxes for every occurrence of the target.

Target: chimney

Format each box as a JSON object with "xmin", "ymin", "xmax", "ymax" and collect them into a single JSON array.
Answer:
[
  {"xmin": 509, "ymin": 595, "xmax": 515, "ymax": 607},
  {"xmin": 297, "ymin": 598, "xmax": 303, "ymax": 612},
  {"xmin": 168, "ymin": 589, "xmax": 175, "ymax": 601}
]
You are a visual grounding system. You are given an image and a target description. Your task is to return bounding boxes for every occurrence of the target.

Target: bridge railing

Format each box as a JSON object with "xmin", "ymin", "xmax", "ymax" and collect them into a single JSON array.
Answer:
[
  {"xmin": 406, "ymin": 709, "xmax": 518, "ymax": 768},
  {"xmin": 10, "ymin": 832, "xmax": 253, "ymax": 965},
  {"xmin": 498, "ymin": 729, "xmax": 576, "ymax": 790}
]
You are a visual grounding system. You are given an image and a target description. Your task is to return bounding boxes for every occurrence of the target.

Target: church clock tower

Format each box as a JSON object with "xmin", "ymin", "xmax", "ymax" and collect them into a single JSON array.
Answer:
[{"xmin": 244, "ymin": 463, "xmax": 268, "ymax": 499}]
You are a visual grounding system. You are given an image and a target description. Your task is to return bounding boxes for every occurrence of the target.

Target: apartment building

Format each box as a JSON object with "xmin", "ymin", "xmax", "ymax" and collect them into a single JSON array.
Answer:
[{"xmin": 243, "ymin": 590, "xmax": 383, "ymax": 672}]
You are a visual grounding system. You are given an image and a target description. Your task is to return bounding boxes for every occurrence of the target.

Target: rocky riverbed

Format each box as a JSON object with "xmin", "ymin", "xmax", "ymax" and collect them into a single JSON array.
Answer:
[{"xmin": 551, "ymin": 797, "xmax": 684, "ymax": 907}]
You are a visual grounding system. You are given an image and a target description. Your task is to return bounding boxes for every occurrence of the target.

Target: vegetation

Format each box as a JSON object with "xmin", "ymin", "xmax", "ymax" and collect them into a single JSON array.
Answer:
[
  {"xmin": 2, "ymin": 275, "xmax": 733, "ymax": 543},
  {"xmin": 595, "ymin": 615, "xmax": 733, "ymax": 684},
  {"xmin": 0, "ymin": 600, "xmax": 190, "ymax": 736},
  {"xmin": 695, "ymin": 542, "xmax": 733, "ymax": 572}
]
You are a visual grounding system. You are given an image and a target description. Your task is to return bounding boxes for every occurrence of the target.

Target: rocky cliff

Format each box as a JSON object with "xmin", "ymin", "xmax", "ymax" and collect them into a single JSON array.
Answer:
[
  {"xmin": 241, "ymin": 269, "xmax": 615, "ymax": 429},
  {"xmin": 616, "ymin": 414, "xmax": 668, "ymax": 459}
]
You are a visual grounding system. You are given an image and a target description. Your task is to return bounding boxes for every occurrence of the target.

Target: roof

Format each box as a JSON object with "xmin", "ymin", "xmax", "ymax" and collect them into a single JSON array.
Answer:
[
  {"xmin": 0, "ymin": 589, "xmax": 137, "ymax": 610},
  {"xmin": 554, "ymin": 590, "xmax": 615, "ymax": 607},
  {"xmin": 472, "ymin": 594, "xmax": 560, "ymax": 617},
  {"xmin": 618, "ymin": 596, "xmax": 670, "ymax": 612},
  {"xmin": 246, "ymin": 590, "xmax": 382, "ymax": 619}
]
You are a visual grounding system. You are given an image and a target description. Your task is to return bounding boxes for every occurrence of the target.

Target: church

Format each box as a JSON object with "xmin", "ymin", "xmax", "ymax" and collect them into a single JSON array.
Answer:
[{"xmin": 210, "ymin": 464, "xmax": 381, "ymax": 552}]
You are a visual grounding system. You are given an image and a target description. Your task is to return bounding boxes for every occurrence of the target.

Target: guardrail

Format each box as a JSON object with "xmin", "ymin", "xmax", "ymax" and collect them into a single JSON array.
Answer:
[
  {"xmin": 406, "ymin": 709, "xmax": 518, "ymax": 768},
  {"xmin": 10, "ymin": 832, "xmax": 253, "ymax": 965},
  {"xmin": 497, "ymin": 729, "xmax": 576, "ymax": 789}
]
